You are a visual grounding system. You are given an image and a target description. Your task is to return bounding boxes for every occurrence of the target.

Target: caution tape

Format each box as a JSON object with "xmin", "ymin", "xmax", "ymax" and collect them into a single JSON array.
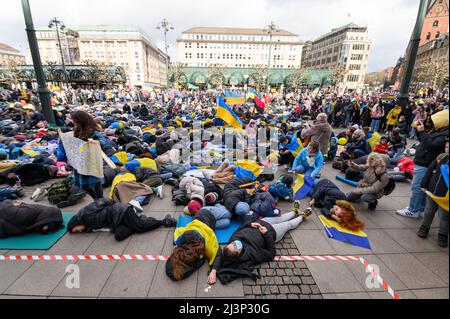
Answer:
[
  {"xmin": 359, "ymin": 257, "xmax": 400, "ymax": 300},
  {"xmin": 0, "ymin": 255, "xmax": 360, "ymax": 262}
]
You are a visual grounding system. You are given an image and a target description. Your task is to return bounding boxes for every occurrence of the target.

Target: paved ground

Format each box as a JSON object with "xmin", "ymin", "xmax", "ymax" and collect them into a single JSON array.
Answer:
[{"xmin": 0, "ymin": 148, "xmax": 448, "ymax": 299}]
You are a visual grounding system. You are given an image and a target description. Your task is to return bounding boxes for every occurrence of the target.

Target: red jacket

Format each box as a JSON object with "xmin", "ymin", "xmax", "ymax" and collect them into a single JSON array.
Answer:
[
  {"xmin": 374, "ymin": 143, "xmax": 389, "ymax": 154},
  {"xmin": 397, "ymin": 157, "xmax": 414, "ymax": 174}
]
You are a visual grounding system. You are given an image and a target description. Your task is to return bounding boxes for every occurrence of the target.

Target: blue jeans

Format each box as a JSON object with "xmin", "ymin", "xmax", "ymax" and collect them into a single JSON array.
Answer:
[
  {"xmin": 409, "ymin": 165, "xmax": 427, "ymax": 213},
  {"xmin": 388, "ymin": 148, "xmax": 404, "ymax": 166},
  {"xmin": 294, "ymin": 164, "xmax": 314, "ymax": 176},
  {"xmin": 344, "ymin": 112, "xmax": 351, "ymax": 127},
  {"xmin": 204, "ymin": 204, "xmax": 232, "ymax": 229},
  {"xmin": 370, "ymin": 119, "xmax": 381, "ymax": 132}
]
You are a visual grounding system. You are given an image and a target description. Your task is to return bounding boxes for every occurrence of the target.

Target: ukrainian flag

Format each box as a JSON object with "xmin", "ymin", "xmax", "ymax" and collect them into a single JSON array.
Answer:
[
  {"xmin": 284, "ymin": 135, "xmax": 304, "ymax": 157},
  {"xmin": 319, "ymin": 215, "xmax": 372, "ymax": 250},
  {"xmin": 292, "ymin": 174, "xmax": 315, "ymax": 200},
  {"xmin": 425, "ymin": 163, "xmax": 449, "ymax": 212},
  {"xmin": 224, "ymin": 90, "xmax": 245, "ymax": 105},
  {"xmin": 232, "ymin": 160, "xmax": 263, "ymax": 181},
  {"xmin": 216, "ymin": 96, "xmax": 243, "ymax": 129},
  {"xmin": 246, "ymin": 89, "xmax": 265, "ymax": 111}
]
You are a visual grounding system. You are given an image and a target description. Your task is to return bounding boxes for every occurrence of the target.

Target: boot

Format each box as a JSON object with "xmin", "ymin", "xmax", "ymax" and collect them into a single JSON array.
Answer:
[
  {"xmin": 417, "ymin": 225, "xmax": 430, "ymax": 239},
  {"xmin": 368, "ymin": 200, "xmax": 378, "ymax": 211},
  {"xmin": 437, "ymin": 233, "xmax": 448, "ymax": 248},
  {"xmin": 163, "ymin": 214, "xmax": 177, "ymax": 228}
]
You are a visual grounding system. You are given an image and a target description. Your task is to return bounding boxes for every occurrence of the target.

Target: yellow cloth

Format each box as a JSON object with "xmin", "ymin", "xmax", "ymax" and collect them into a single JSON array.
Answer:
[
  {"xmin": 0, "ymin": 162, "xmax": 17, "ymax": 173},
  {"xmin": 431, "ymin": 109, "xmax": 449, "ymax": 130},
  {"xmin": 386, "ymin": 107, "xmax": 402, "ymax": 126},
  {"xmin": 136, "ymin": 158, "xmax": 158, "ymax": 172},
  {"xmin": 109, "ymin": 173, "xmax": 136, "ymax": 198},
  {"xmin": 318, "ymin": 215, "xmax": 368, "ymax": 237},
  {"xmin": 112, "ymin": 151, "xmax": 129, "ymax": 165},
  {"xmin": 174, "ymin": 220, "xmax": 219, "ymax": 266},
  {"xmin": 425, "ymin": 191, "xmax": 449, "ymax": 212},
  {"xmin": 21, "ymin": 147, "xmax": 40, "ymax": 157},
  {"xmin": 235, "ymin": 160, "xmax": 263, "ymax": 177},
  {"xmin": 367, "ymin": 132, "xmax": 381, "ymax": 151}
]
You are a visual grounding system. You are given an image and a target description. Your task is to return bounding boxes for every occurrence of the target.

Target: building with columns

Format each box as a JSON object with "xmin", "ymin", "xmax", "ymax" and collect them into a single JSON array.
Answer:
[
  {"xmin": 36, "ymin": 25, "xmax": 168, "ymax": 87},
  {"xmin": 301, "ymin": 23, "xmax": 371, "ymax": 91},
  {"xmin": 177, "ymin": 27, "xmax": 304, "ymax": 69}
]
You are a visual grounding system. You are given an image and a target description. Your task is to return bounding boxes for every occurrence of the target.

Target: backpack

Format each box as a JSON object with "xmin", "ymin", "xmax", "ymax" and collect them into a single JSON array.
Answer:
[
  {"xmin": 162, "ymin": 163, "xmax": 187, "ymax": 178},
  {"xmin": 47, "ymin": 177, "xmax": 73, "ymax": 205},
  {"xmin": 376, "ymin": 173, "xmax": 396, "ymax": 196}
]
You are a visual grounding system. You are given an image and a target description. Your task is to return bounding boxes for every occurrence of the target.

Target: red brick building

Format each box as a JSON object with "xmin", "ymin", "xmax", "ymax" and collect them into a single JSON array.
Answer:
[{"xmin": 420, "ymin": 0, "xmax": 449, "ymax": 46}]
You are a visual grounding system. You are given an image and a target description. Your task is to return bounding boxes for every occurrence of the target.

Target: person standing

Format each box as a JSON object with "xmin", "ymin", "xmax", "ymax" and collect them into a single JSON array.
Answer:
[
  {"xmin": 385, "ymin": 105, "xmax": 402, "ymax": 132},
  {"xmin": 370, "ymin": 103, "xmax": 384, "ymax": 132}
]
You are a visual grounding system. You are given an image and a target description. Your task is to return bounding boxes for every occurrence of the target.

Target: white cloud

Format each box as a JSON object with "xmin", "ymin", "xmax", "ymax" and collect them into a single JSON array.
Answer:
[{"xmin": 0, "ymin": 0, "xmax": 419, "ymax": 71}]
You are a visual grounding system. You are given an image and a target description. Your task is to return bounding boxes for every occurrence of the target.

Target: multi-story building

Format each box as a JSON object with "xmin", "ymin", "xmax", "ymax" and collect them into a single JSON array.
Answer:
[
  {"xmin": 420, "ymin": 0, "xmax": 449, "ymax": 46},
  {"xmin": 36, "ymin": 25, "xmax": 168, "ymax": 87},
  {"xmin": 0, "ymin": 43, "xmax": 26, "ymax": 65},
  {"xmin": 301, "ymin": 23, "xmax": 371, "ymax": 91},
  {"xmin": 177, "ymin": 27, "xmax": 303, "ymax": 69}
]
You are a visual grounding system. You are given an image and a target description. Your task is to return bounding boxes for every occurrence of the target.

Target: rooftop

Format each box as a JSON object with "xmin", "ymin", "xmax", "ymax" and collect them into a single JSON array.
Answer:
[
  {"xmin": 314, "ymin": 23, "xmax": 368, "ymax": 42},
  {"xmin": 0, "ymin": 42, "xmax": 21, "ymax": 53},
  {"xmin": 182, "ymin": 26, "xmax": 298, "ymax": 37}
]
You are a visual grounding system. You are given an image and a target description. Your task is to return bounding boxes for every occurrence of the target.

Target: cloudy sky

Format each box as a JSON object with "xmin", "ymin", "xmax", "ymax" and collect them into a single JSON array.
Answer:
[{"xmin": 1, "ymin": 0, "xmax": 420, "ymax": 72}]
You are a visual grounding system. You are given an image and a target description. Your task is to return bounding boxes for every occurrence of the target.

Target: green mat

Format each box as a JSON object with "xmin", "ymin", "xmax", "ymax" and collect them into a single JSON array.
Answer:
[{"xmin": 0, "ymin": 213, "xmax": 76, "ymax": 250}]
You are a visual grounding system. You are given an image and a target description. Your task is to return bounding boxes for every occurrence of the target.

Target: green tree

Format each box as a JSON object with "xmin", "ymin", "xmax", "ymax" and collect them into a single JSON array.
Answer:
[
  {"xmin": 207, "ymin": 64, "xmax": 229, "ymax": 89},
  {"xmin": 286, "ymin": 67, "xmax": 308, "ymax": 92},
  {"xmin": 82, "ymin": 59, "xmax": 108, "ymax": 87},
  {"xmin": 329, "ymin": 65, "xmax": 347, "ymax": 88},
  {"xmin": 248, "ymin": 64, "xmax": 266, "ymax": 92}
]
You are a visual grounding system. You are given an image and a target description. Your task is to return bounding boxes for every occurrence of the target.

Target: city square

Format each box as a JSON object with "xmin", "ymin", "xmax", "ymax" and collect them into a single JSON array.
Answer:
[{"xmin": 0, "ymin": 0, "xmax": 448, "ymax": 307}]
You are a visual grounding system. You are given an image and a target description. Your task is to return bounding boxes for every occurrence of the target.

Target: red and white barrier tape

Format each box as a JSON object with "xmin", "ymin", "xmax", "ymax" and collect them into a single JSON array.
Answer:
[
  {"xmin": 0, "ymin": 254, "xmax": 360, "ymax": 262},
  {"xmin": 359, "ymin": 257, "xmax": 400, "ymax": 300}
]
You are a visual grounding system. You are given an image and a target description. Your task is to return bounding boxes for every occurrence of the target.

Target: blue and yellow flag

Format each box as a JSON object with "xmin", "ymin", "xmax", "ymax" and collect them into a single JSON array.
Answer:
[
  {"xmin": 232, "ymin": 160, "xmax": 263, "ymax": 181},
  {"xmin": 216, "ymin": 96, "xmax": 243, "ymax": 129},
  {"xmin": 224, "ymin": 90, "xmax": 245, "ymax": 105},
  {"xmin": 319, "ymin": 215, "xmax": 371, "ymax": 250},
  {"xmin": 284, "ymin": 135, "xmax": 304, "ymax": 157},
  {"xmin": 425, "ymin": 163, "xmax": 449, "ymax": 212},
  {"xmin": 292, "ymin": 174, "xmax": 315, "ymax": 200}
]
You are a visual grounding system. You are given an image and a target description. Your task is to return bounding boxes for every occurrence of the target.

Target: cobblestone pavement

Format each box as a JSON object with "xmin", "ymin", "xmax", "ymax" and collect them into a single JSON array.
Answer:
[{"xmin": 243, "ymin": 233, "xmax": 323, "ymax": 299}]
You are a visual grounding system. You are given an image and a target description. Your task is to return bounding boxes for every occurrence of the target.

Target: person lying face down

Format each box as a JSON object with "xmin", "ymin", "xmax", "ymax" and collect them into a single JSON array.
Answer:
[
  {"xmin": 0, "ymin": 200, "xmax": 63, "ymax": 238},
  {"xmin": 67, "ymin": 198, "xmax": 176, "ymax": 241}
]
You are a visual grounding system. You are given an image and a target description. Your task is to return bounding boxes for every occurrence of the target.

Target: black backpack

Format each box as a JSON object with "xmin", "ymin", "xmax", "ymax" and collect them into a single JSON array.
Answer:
[
  {"xmin": 377, "ymin": 173, "xmax": 396, "ymax": 196},
  {"xmin": 47, "ymin": 177, "xmax": 73, "ymax": 205}
]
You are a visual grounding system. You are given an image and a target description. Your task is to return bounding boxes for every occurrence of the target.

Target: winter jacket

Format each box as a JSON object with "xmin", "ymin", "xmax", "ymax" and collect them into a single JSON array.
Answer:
[
  {"xmin": 396, "ymin": 120, "xmax": 408, "ymax": 135},
  {"xmin": 179, "ymin": 176, "xmax": 205, "ymax": 204},
  {"xmin": 223, "ymin": 177, "xmax": 254, "ymax": 212},
  {"xmin": 349, "ymin": 153, "xmax": 390, "ymax": 198},
  {"xmin": 268, "ymin": 182, "xmax": 293, "ymax": 200},
  {"xmin": 133, "ymin": 167, "xmax": 163, "ymax": 187},
  {"xmin": 421, "ymin": 154, "xmax": 449, "ymax": 198},
  {"xmin": 374, "ymin": 142, "xmax": 389, "ymax": 154},
  {"xmin": 311, "ymin": 179, "xmax": 346, "ymax": 218},
  {"xmin": 386, "ymin": 107, "xmax": 402, "ymax": 126},
  {"xmin": 67, "ymin": 198, "xmax": 131, "ymax": 233},
  {"xmin": 249, "ymin": 192, "xmax": 278, "ymax": 220},
  {"xmin": 304, "ymin": 120, "xmax": 333, "ymax": 154},
  {"xmin": 388, "ymin": 135, "xmax": 406, "ymax": 151},
  {"xmin": 346, "ymin": 139, "xmax": 369, "ymax": 156},
  {"xmin": 414, "ymin": 110, "xmax": 449, "ymax": 168},
  {"xmin": 396, "ymin": 157, "xmax": 414, "ymax": 174},
  {"xmin": 124, "ymin": 158, "xmax": 158, "ymax": 172},
  {"xmin": 0, "ymin": 200, "xmax": 63, "ymax": 238},
  {"xmin": 292, "ymin": 147, "xmax": 324, "ymax": 177}
]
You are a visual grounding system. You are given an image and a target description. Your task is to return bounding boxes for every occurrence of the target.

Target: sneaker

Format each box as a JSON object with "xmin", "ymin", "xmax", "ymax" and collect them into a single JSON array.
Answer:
[
  {"xmin": 34, "ymin": 188, "xmax": 48, "ymax": 202},
  {"xmin": 417, "ymin": 225, "xmax": 430, "ymax": 238},
  {"xmin": 129, "ymin": 200, "xmax": 143, "ymax": 213},
  {"xmin": 155, "ymin": 186, "xmax": 163, "ymax": 199},
  {"xmin": 163, "ymin": 214, "xmax": 177, "ymax": 228},
  {"xmin": 293, "ymin": 200, "xmax": 301, "ymax": 215},
  {"xmin": 396, "ymin": 208, "xmax": 420, "ymax": 218},
  {"xmin": 368, "ymin": 201, "xmax": 378, "ymax": 211},
  {"xmin": 31, "ymin": 188, "xmax": 42, "ymax": 200},
  {"xmin": 301, "ymin": 207, "xmax": 313, "ymax": 218},
  {"xmin": 437, "ymin": 233, "xmax": 448, "ymax": 248}
]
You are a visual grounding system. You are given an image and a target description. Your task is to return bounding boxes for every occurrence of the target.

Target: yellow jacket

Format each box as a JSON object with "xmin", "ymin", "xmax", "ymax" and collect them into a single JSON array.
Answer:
[
  {"xmin": 174, "ymin": 220, "xmax": 219, "ymax": 266},
  {"xmin": 109, "ymin": 173, "xmax": 136, "ymax": 198},
  {"xmin": 386, "ymin": 107, "xmax": 402, "ymax": 126}
]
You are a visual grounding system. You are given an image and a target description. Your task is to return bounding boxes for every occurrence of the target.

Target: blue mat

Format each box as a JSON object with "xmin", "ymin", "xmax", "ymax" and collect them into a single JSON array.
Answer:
[
  {"xmin": 0, "ymin": 213, "xmax": 76, "ymax": 250},
  {"xmin": 176, "ymin": 215, "xmax": 241, "ymax": 244},
  {"xmin": 336, "ymin": 175, "xmax": 358, "ymax": 187}
]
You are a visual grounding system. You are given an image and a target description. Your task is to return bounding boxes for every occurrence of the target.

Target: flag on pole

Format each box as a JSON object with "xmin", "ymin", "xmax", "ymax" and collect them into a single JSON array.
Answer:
[{"xmin": 216, "ymin": 96, "xmax": 243, "ymax": 129}]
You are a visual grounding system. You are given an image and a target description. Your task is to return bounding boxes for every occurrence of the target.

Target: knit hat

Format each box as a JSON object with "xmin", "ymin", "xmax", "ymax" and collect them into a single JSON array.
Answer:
[
  {"xmin": 281, "ymin": 175, "xmax": 294, "ymax": 187},
  {"xmin": 187, "ymin": 199, "xmax": 202, "ymax": 214},
  {"xmin": 316, "ymin": 113, "xmax": 327, "ymax": 121},
  {"xmin": 204, "ymin": 192, "xmax": 219, "ymax": 205}
]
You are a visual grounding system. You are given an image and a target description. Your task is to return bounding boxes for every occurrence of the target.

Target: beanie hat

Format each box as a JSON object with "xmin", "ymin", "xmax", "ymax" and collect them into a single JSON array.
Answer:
[
  {"xmin": 281, "ymin": 175, "xmax": 294, "ymax": 187},
  {"xmin": 187, "ymin": 199, "xmax": 202, "ymax": 214},
  {"xmin": 204, "ymin": 192, "xmax": 219, "ymax": 205}
]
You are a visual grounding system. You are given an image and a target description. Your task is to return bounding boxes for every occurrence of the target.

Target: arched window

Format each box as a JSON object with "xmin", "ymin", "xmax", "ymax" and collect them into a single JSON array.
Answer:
[
  {"xmin": 433, "ymin": 20, "xmax": 439, "ymax": 27},
  {"xmin": 426, "ymin": 32, "xmax": 431, "ymax": 40},
  {"xmin": 436, "ymin": 31, "xmax": 441, "ymax": 38}
]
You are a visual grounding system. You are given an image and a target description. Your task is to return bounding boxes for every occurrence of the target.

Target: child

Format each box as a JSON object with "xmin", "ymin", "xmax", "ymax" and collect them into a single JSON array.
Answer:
[
  {"xmin": 374, "ymin": 136, "xmax": 389, "ymax": 154},
  {"xmin": 268, "ymin": 174, "xmax": 294, "ymax": 202},
  {"xmin": 417, "ymin": 140, "xmax": 449, "ymax": 248},
  {"xmin": 327, "ymin": 136, "xmax": 339, "ymax": 161}
]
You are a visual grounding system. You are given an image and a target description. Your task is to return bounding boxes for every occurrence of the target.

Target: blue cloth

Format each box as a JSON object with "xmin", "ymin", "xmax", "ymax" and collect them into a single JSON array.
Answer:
[
  {"xmin": 409, "ymin": 165, "xmax": 428, "ymax": 213},
  {"xmin": 268, "ymin": 182, "xmax": 293, "ymax": 199},
  {"xmin": 201, "ymin": 204, "xmax": 232, "ymax": 229},
  {"xmin": 234, "ymin": 202, "xmax": 250, "ymax": 216},
  {"xmin": 292, "ymin": 147, "xmax": 324, "ymax": 177}
]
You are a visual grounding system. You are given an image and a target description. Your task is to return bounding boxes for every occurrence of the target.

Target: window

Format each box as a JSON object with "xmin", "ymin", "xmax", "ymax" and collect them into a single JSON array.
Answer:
[
  {"xmin": 436, "ymin": 31, "xmax": 441, "ymax": 38},
  {"xmin": 136, "ymin": 74, "xmax": 140, "ymax": 81},
  {"xmin": 135, "ymin": 52, "xmax": 139, "ymax": 58},
  {"xmin": 347, "ymin": 75, "xmax": 359, "ymax": 82},
  {"xmin": 433, "ymin": 20, "xmax": 439, "ymax": 27},
  {"xmin": 351, "ymin": 54, "xmax": 363, "ymax": 61},
  {"xmin": 426, "ymin": 32, "xmax": 431, "ymax": 40}
]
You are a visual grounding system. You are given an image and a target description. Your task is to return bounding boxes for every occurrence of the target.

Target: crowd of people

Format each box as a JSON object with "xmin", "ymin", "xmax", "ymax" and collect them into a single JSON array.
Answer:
[{"xmin": 0, "ymin": 84, "xmax": 448, "ymax": 286}]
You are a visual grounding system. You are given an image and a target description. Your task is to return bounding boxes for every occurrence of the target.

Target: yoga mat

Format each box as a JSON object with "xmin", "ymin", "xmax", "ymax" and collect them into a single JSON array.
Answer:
[
  {"xmin": 336, "ymin": 175, "xmax": 358, "ymax": 187},
  {"xmin": 0, "ymin": 213, "xmax": 76, "ymax": 250},
  {"xmin": 176, "ymin": 215, "xmax": 241, "ymax": 244}
]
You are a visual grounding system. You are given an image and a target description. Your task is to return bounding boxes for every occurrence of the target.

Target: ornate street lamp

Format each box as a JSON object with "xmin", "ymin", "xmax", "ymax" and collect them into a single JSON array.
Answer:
[
  {"xmin": 157, "ymin": 18, "xmax": 174, "ymax": 88},
  {"xmin": 48, "ymin": 17, "xmax": 68, "ymax": 83},
  {"xmin": 263, "ymin": 21, "xmax": 280, "ymax": 92}
]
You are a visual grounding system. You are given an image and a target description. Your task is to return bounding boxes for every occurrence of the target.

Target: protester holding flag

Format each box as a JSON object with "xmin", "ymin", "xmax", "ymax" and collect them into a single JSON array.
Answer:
[{"xmin": 417, "ymin": 140, "xmax": 449, "ymax": 248}]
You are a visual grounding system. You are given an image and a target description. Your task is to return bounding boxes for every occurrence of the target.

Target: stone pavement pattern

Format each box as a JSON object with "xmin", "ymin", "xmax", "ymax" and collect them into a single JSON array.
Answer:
[{"xmin": 0, "ymin": 157, "xmax": 448, "ymax": 299}]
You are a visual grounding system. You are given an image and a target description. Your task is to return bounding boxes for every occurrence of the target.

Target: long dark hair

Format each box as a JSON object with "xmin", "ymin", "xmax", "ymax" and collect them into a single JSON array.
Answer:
[
  {"xmin": 71, "ymin": 111, "xmax": 100, "ymax": 141},
  {"xmin": 170, "ymin": 240, "xmax": 205, "ymax": 281}
]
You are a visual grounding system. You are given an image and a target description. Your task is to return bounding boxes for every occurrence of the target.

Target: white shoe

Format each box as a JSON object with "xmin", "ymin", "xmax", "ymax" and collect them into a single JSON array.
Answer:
[
  {"xmin": 31, "ymin": 188, "xmax": 41, "ymax": 200},
  {"xmin": 396, "ymin": 207, "xmax": 410, "ymax": 214},
  {"xmin": 396, "ymin": 208, "xmax": 420, "ymax": 218},
  {"xmin": 129, "ymin": 200, "xmax": 143, "ymax": 213},
  {"xmin": 155, "ymin": 186, "xmax": 163, "ymax": 199}
]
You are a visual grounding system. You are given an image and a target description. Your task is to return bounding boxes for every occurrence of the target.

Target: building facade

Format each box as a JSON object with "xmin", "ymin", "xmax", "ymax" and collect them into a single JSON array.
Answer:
[
  {"xmin": 301, "ymin": 23, "xmax": 371, "ymax": 91},
  {"xmin": 36, "ymin": 25, "xmax": 168, "ymax": 87},
  {"xmin": 0, "ymin": 43, "xmax": 26, "ymax": 65},
  {"xmin": 419, "ymin": 0, "xmax": 449, "ymax": 46},
  {"xmin": 177, "ymin": 27, "xmax": 303, "ymax": 69}
]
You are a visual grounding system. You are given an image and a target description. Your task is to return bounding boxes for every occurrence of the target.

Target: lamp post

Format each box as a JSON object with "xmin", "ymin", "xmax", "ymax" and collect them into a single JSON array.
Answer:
[
  {"xmin": 263, "ymin": 21, "xmax": 280, "ymax": 92},
  {"xmin": 157, "ymin": 18, "xmax": 174, "ymax": 88},
  {"xmin": 397, "ymin": 0, "xmax": 429, "ymax": 108},
  {"xmin": 21, "ymin": 0, "xmax": 55, "ymax": 124},
  {"xmin": 48, "ymin": 17, "xmax": 68, "ymax": 83}
]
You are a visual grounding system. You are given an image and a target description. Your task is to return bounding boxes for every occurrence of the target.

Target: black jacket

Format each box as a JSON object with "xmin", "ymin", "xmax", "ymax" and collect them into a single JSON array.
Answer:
[
  {"xmin": 388, "ymin": 135, "xmax": 406, "ymax": 151},
  {"xmin": 414, "ymin": 127, "xmax": 449, "ymax": 167},
  {"xmin": 0, "ymin": 200, "xmax": 63, "ymax": 238},
  {"xmin": 311, "ymin": 179, "xmax": 346, "ymax": 218},
  {"xmin": 421, "ymin": 154, "xmax": 449, "ymax": 197},
  {"xmin": 67, "ymin": 198, "xmax": 131, "ymax": 233},
  {"xmin": 223, "ymin": 177, "xmax": 254, "ymax": 212},
  {"xmin": 346, "ymin": 139, "xmax": 369, "ymax": 155}
]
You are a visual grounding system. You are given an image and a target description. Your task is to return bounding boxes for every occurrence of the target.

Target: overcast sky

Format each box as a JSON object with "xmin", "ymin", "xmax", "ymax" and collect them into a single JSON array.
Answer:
[{"xmin": 1, "ymin": 0, "xmax": 420, "ymax": 72}]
